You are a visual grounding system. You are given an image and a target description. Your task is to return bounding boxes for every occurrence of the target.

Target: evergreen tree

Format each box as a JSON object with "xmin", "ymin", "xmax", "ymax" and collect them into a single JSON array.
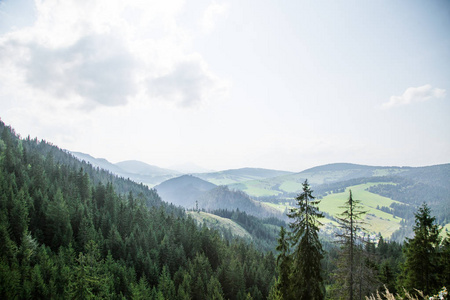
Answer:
[
  {"xmin": 131, "ymin": 275, "xmax": 152, "ymax": 300},
  {"xmin": 286, "ymin": 180, "xmax": 324, "ymax": 300},
  {"xmin": 400, "ymin": 203, "xmax": 441, "ymax": 296},
  {"xmin": 45, "ymin": 188, "xmax": 72, "ymax": 250},
  {"xmin": 0, "ymin": 119, "xmax": 278, "ymax": 299},
  {"xmin": 275, "ymin": 226, "xmax": 291, "ymax": 299},
  {"xmin": 158, "ymin": 265, "xmax": 176, "ymax": 300},
  {"xmin": 68, "ymin": 241, "xmax": 110, "ymax": 299},
  {"xmin": 332, "ymin": 190, "xmax": 369, "ymax": 300},
  {"xmin": 206, "ymin": 276, "xmax": 225, "ymax": 300},
  {"xmin": 440, "ymin": 233, "xmax": 450, "ymax": 288}
]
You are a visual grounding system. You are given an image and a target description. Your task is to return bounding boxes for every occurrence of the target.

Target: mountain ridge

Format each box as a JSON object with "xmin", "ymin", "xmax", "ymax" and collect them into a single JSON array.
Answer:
[{"xmin": 116, "ymin": 159, "xmax": 179, "ymax": 176}]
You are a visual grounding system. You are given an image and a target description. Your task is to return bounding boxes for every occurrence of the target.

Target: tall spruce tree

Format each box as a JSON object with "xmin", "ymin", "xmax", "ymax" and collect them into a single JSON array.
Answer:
[
  {"xmin": 275, "ymin": 226, "xmax": 291, "ymax": 299},
  {"xmin": 333, "ymin": 190, "xmax": 368, "ymax": 300},
  {"xmin": 286, "ymin": 180, "xmax": 324, "ymax": 300},
  {"xmin": 440, "ymin": 233, "xmax": 450, "ymax": 289},
  {"xmin": 400, "ymin": 203, "xmax": 441, "ymax": 296}
]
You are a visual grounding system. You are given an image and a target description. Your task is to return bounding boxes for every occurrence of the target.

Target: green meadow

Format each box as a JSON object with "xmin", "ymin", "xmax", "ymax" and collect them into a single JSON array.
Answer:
[
  {"xmin": 316, "ymin": 183, "xmax": 403, "ymax": 237},
  {"xmin": 258, "ymin": 182, "xmax": 404, "ymax": 238}
]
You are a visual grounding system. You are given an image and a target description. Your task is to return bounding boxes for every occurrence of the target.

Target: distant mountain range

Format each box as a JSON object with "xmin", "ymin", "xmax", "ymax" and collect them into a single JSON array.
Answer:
[
  {"xmin": 69, "ymin": 151, "xmax": 294, "ymax": 187},
  {"xmin": 70, "ymin": 152, "xmax": 181, "ymax": 186},
  {"xmin": 228, "ymin": 162, "xmax": 449, "ymax": 197},
  {"xmin": 69, "ymin": 151, "xmax": 450, "ymax": 241},
  {"xmin": 154, "ymin": 162, "xmax": 449, "ymax": 241},
  {"xmin": 116, "ymin": 160, "xmax": 179, "ymax": 176},
  {"xmin": 194, "ymin": 167, "xmax": 294, "ymax": 185},
  {"xmin": 228, "ymin": 163, "xmax": 415, "ymax": 197}
]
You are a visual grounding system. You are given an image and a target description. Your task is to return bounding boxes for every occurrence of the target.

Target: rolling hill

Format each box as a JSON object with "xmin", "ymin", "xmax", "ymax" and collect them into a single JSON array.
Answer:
[
  {"xmin": 195, "ymin": 167, "xmax": 294, "ymax": 185},
  {"xmin": 261, "ymin": 181, "xmax": 405, "ymax": 239},
  {"xmin": 227, "ymin": 163, "xmax": 446, "ymax": 197},
  {"xmin": 116, "ymin": 160, "xmax": 179, "ymax": 176},
  {"xmin": 197, "ymin": 186, "xmax": 281, "ymax": 218},
  {"xmin": 233, "ymin": 163, "xmax": 450, "ymax": 241},
  {"xmin": 70, "ymin": 152, "xmax": 180, "ymax": 186},
  {"xmin": 155, "ymin": 175, "xmax": 216, "ymax": 208},
  {"xmin": 155, "ymin": 175, "xmax": 282, "ymax": 218},
  {"xmin": 71, "ymin": 151, "xmax": 126, "ymax": 175},
  {"xmin": 72, "ymin": 150, "xmax": 449, "ymax": 242}
]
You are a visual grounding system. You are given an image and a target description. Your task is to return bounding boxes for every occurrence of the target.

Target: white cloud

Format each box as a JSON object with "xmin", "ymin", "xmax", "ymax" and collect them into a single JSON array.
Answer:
[
  {"xmin": 200, "ymin": 1, "xmax": 229, "ymax": 34},
  {"xmin": 21, "ymin": 34, "xmax": 138, "ymax": 108},
  {"xmin": 0, "ymin": 0, "xmax": 229, "ymax": 111},
  {"xmin": 148, "ymin": 56, "xmax": 229, "ymax": 107},
  {"xmin": 382, "ymin": 84, "xmax": 446, "ymax": 109}
]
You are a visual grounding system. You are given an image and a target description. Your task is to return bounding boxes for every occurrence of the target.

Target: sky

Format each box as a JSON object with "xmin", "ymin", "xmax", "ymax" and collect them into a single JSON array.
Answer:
[{"xmin": 0, "ymin": 0, "xmax": 449, "ymax": 172}]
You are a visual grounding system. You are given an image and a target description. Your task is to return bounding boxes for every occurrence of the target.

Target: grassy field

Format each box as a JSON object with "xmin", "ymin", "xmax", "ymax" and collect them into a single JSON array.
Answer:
[
  {"xmin": 258, "ymin": 183, "xmax": 404, "ymax": 239},
  {"xmin": 227, "ymin": 166, "xmax": 412, "ymax": 197},
  {"xmin": 228, "ymin": 170, "xmax": 357, "ymax": 197},
  {"xmin": 315, "ymin": 183, "xmax": 403, "ymax": 237},
  {"xmin": 196, "ymin": 169, "xmax": 293, "ymax": 186},
  {"xmin": 234, "ymin": 182, "xmax": 282, "ymax": 197},
  {"xmin": 319, "ymin": 183, "xmax": 400, "ymax": 216},
  {"xmin": 228, "ymin": 171, "xmax": 358, "ymax": 197},
  {"xmin": 229, "ymin": 174, "xmax": 301, "ymax": 196},
  {"xmin": 187, "ymin": 211, "xmax": 252, "ymax": 239}
]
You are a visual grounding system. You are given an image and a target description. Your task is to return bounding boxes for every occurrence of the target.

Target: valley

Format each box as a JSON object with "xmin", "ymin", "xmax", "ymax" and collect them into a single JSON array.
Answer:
[
  {"xmin": 1, "ymin": 120, "xmax": 449, "ymax": 299},
  {"xmin": 71, "ymin": 150, "xmax": 450, "ymax": 242}
]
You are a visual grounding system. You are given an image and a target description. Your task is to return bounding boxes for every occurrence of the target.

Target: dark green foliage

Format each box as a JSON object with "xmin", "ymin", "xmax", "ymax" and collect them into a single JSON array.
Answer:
[
  {"xmin": 0, "ymin": 119, "xmax": 276, "ymax": 299},
  {"xmin": 440, "ymin": 233, "xmax": 450, "ymax": 287},
  {"xmin": 375, "ymin": 236, "xmax": 403, "ymax": 294},
  {"xmin": 399, "ymin": 203, "xmax": 442, "ymax": 296},
  {"xmin": 68, "ymin": 241, "xmax": 111, "ymax": 299},
  {"xmin": 4, "ymin": 118, "xmax": 450, "ymax": 299},
  {"xmin": 275, "ymin": 180, "xmax": 324, "ymax": 299},
  {"xmin": 275, "ymin": 226, "xmax": 291, "ymax": 299},
  {"xmin": 287, "ymin": 180, "xmax": 324, "ymax": 300}
]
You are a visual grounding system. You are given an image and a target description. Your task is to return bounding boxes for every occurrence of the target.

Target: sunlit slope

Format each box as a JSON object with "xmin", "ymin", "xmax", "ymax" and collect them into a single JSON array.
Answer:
[
  {"xmin": 187, "ymin": 211, "xmax": 252, "ymax": 239},
  {"xmin": 318, "ymin": 183, "xmax": 403, "ymax": 237},
  {"xmin": 229, "ymin": 163, "xmax": 409, "ymax": 197},
  {"xmin": 259, "ymin": 183, "xmax": 404, "ymax": 238},
  {"xmin": 195, "ymin": 168, "xmax": 293, "ymax": 185}
]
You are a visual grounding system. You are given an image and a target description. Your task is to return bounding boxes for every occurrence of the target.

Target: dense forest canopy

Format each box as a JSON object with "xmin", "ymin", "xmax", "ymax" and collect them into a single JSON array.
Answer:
[
  {"xmin": 1, "ymin": 119, "xmax": 449, "ymax": 300},
  {"xmin": 0, "ymin": 120, "xmax": 276, "ymax": 299}
]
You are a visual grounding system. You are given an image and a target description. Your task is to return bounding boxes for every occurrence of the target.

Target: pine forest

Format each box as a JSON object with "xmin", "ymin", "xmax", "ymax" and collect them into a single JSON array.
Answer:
[{"xmin": 1, "ymin": 120, "xmax": 449, "ymax": 299}]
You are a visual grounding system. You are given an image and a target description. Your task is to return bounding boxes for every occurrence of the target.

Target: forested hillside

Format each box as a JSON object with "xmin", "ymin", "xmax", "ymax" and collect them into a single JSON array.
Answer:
[
  {"xmin": 0, "ymin": 121, "xmax": 276, "ymax": 299},
  {"xmin": 2, "ymin": 119, "xmax": 450, "ymax": 300}
]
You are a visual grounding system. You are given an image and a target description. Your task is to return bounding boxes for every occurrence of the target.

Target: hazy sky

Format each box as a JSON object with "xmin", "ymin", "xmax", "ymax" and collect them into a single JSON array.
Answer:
[{"xmin": 0, "ymin": 0, "xmax": 449, "ymax": 172}]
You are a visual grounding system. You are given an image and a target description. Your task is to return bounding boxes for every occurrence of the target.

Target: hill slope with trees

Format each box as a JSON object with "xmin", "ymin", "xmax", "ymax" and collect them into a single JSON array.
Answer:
[{"xmin": 0, "ymin": 120, "xmax": 276, "ymax": 299}]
